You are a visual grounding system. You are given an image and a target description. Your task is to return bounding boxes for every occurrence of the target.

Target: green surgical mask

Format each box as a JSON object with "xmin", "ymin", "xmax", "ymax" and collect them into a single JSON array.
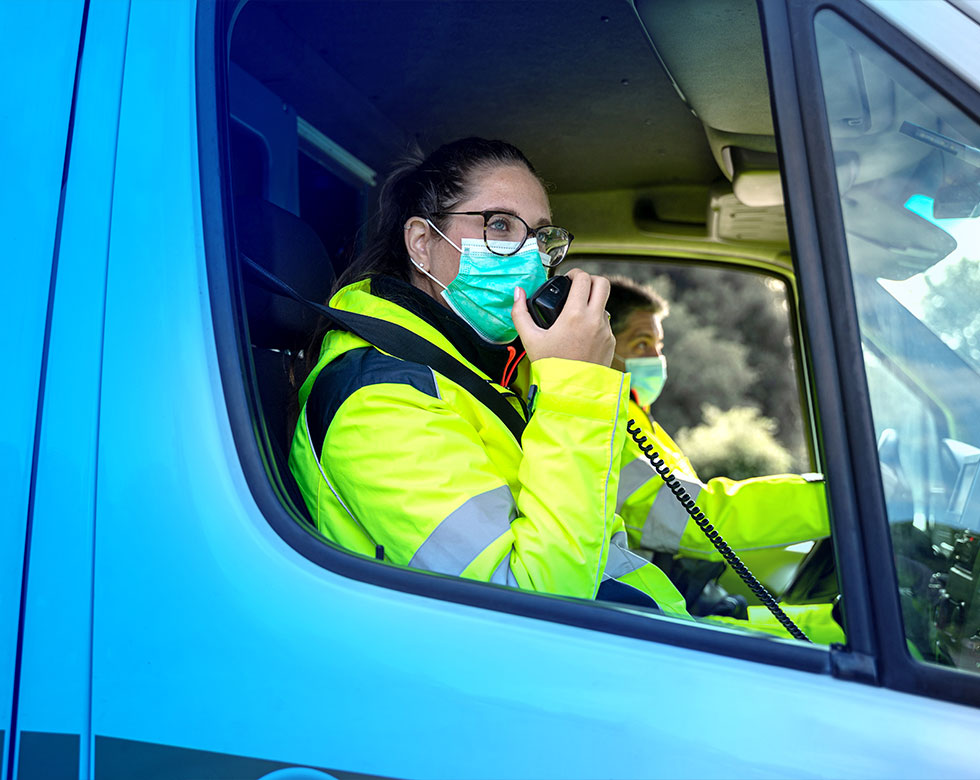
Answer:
[
  {"xmin": 625, "ymin": 355, "xmax": 667, "ymax": 407},
  {"xmin": 414, "ymin": 223, "xmax": 547, "ymax": 344}
]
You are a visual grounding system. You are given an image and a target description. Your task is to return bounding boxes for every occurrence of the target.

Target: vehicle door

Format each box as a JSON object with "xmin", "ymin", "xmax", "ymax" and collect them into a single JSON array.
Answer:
[
  {"xmin": 760, "ymin": 0, "xmax": 980, "ymax": 704},
  {"xmin": 72, "ymin": 1, "xmax": 980, "ymax": 777},
  {"xmin": 0, "ymin": 1, "xmax": 88, "ymax": 775}
]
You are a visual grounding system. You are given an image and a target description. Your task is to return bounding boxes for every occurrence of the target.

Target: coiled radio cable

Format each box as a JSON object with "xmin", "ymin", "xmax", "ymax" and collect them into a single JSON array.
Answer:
[{"xmin": 627, "ymin": 419, "xmax": 811, "ymax": 643}]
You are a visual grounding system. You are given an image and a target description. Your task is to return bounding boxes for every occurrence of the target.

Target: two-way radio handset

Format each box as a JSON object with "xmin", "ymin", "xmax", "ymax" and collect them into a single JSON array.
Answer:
[
  {"xmin": 528, "ymin": 275, "xmax": 572, "ymax": 329},
  {"xmin": 527, "ymin": 276, "xmax": 811, "ymax": 640}
]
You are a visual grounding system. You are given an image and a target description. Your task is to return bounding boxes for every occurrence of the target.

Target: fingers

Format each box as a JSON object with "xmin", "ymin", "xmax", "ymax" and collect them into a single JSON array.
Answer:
[
  {"xmin": 512, "ymin": 286, "xmax": 542, "ymax": 341},
  {"xmin": 560, "ymin": 269, "xmax": 610, "ymax": 315},
  {"xmin": 563, "ymin": 268, "xmax": 592, "ymax": 310},
  {"xmin": 588, "ymin": 274, "xmax": 610, "ymax": 311},
  {"xmin": 513, "ymin": 276, "xmax": 614, "ymax": 366}
]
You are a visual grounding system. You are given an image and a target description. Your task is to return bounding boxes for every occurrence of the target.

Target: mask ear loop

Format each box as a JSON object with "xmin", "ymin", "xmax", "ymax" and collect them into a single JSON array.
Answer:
[
  {"xmin": 405, "ymin": 218, "xmax": 459, "ymax": 292},
  {"xmin": 409, "ymin": 255, "xmax": 449, "ymax": 292},
  {"xmin": 425, "ymin": 218, "xmax": 462, "ymax": 254}
]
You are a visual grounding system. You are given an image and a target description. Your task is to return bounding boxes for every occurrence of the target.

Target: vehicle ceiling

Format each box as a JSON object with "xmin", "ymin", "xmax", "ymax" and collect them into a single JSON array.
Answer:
[{"xmin": 230, "ymin": 0, "xmax": 772, "ymax": 197}]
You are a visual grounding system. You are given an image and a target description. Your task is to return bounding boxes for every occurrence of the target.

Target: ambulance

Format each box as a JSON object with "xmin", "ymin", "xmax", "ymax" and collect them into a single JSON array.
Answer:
[{"xmin": 4, "ymin": 0, "xmax": 980, "ymax": 777}]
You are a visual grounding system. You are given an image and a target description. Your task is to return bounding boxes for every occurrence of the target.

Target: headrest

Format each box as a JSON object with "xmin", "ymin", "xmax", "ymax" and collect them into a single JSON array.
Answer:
[{"xmin": 235, "ymin": 198, "xmax": 336, "ymax": 351}]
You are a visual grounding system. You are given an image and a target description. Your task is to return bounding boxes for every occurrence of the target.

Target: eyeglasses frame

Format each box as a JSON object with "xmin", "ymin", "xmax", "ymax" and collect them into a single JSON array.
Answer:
[{"xmin": 431, "ymin": 210, "xmax": 574, "ymax": 267}]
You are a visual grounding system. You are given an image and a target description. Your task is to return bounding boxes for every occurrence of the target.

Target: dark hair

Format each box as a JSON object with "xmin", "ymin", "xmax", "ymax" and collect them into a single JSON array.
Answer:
[
  {"xmin": 292, "ymin": 138, "xmax": 541, "ymax": 402},
  {"xmin": 335, "ymin": 137, "xmax": 540, "ymax": 289},
  {"xmin": 605, "ymin": 275, "xmax": 668, "ymax": 333}
]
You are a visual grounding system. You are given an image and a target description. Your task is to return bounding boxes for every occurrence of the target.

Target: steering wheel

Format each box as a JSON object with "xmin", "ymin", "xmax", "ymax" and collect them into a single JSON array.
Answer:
[{"xmin": 781, "ymin": 428, "xmax": 911, "ymax": 605}]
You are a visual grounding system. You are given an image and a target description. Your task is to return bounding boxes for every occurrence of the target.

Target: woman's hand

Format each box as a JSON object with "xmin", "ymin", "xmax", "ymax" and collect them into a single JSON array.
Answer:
[{"xmin": 511, "ymin": 268, "xmax": 615, "ymax": 367}]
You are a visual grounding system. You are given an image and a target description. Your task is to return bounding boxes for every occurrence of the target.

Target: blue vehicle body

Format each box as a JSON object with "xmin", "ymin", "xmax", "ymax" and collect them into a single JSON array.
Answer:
[{"xmin": 4, "ymin": 1, "xmax": 980, "ymax": 777}]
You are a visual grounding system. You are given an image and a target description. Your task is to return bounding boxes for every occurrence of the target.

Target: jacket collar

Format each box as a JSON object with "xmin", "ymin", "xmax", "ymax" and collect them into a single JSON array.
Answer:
[
  {"xmin": 299, "ymin": 277, "xmax": 531, "ymax": 410},
  {"xmin": 366, "ymin": 275, "xmax": 524, "ymax": 386}
]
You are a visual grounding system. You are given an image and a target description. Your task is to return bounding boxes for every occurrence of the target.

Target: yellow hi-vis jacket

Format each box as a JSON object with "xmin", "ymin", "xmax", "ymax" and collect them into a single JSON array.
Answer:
[
  {"xmin": 288, "ymin": 279, "xmax": 690, "ymax": 615},
  {"xmin": 618, "ymin": 398, "xmax": 844, "ymax": 643},
  {"xmin": 619, "ymin": 397, "xmax": 831, "ymax": 560}
]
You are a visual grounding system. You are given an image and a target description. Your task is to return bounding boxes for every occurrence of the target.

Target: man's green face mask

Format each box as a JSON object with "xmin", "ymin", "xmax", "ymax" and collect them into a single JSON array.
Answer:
[{"xmin": 626, "ymin": 355, "xmax": 667, "ymax": 407}]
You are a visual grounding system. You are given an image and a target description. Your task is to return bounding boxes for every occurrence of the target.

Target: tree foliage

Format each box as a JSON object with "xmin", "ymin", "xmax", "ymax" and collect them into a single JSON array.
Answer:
[
  {"xmin": 572, "ymin": 258, "xmax": 808, "ymax": 476},
  {"xmin": 923, "ymin": 255, "xmax": 980, "ymax": 369},
  {"xmin": 675, "ymin": 405, "xmax": 794, "ymax": 481}
]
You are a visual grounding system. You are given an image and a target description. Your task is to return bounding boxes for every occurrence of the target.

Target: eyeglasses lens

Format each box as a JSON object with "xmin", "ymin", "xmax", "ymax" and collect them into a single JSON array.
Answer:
[
  {"xmin": 484, "ymin": 213, "xmax": 569, "ymax": 266},
  {"xmin": 536, "ymin": 227, "xmax": 570, "ymax": 267},
  {"xmin": 484, "ymin": 213, "xmax": 527, "ymax": 256}
]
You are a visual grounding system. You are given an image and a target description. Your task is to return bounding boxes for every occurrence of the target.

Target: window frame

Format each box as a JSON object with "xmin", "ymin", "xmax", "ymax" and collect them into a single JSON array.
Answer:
[
  {"xmin": 195, "ymin": 0, "xmax": 838, "ymax": 676},
  {"xmin": 761, "ymin": 0, "xmax": 980, "ymax": 705}
]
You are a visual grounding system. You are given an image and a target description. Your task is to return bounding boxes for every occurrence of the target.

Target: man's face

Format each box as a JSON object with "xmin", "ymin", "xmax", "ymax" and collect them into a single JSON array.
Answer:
[{"xmin": 612, "ymin": 309, "xmax": 664, "ymax": 371}]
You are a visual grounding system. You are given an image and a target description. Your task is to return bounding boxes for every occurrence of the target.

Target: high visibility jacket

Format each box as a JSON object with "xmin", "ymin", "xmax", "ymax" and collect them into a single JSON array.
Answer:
[
  {"xmin": 619, "ymin": 398, "xmax": 831, "ymax": 559},
  {"xmin": 617, "ymin": 398, "xmax": 844, "ymax": 643},
  {"xmin": 288, "ymin": 278, "xmax": 691, "ymax": 616}
]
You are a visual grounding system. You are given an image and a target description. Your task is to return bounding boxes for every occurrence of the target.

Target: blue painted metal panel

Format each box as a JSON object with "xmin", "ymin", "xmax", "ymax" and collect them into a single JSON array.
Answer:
[
  {"xmin": 83, "ymin": 3, "xmax": 980, "ymax": 778},
  {"xmin": 13, "ymin": 2, "xmax": 131, "ymax": 777},
  {"xmin": 0, "ymin": 0, "xmax": 85, "ymax": 775}
]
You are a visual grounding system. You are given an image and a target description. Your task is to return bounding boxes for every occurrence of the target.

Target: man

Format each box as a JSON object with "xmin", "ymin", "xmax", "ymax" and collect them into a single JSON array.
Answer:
[{"xmin": 607, "ymin": 276, "xmax": 840, "ymax": 639}]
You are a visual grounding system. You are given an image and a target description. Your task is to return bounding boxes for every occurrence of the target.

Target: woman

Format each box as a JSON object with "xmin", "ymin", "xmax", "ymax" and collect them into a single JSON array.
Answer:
[{"xmin": 288, "ymin": 137, "xmax": 688, "ymax": 614}]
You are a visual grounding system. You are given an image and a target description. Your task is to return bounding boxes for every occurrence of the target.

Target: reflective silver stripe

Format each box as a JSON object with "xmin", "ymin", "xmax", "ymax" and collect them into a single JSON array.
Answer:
[
  {"xmin": 490, "ymin": 555, "xmax": 519, "ymax": 587},
  {"xmin": 801, "ymin": 472, "xmax": 824, "ymax": 483},
  {"xmin": 409, "ymin": 485, "xmax": 516, "ymax": 576},
  {"xmin": 595, "ymin": 371, "xmax": 629, "ymax": 598},
  {"xmin": 641, "ymin": 475, "xmax": 704, "ymax": 552},
  {"xmin": 305, "ymin": 415, "xmax": 371, "ymax": 538},
  {"xmin": 604, "ymin": 530, "xmax": 650, "ymax": 579},
  {"xmin": 429, "ymin": 367, "xmax": 442, "ymax": 400},
  {"xmin": 617, "ymin": 457, "xmax": 655, "ymax": 511}
]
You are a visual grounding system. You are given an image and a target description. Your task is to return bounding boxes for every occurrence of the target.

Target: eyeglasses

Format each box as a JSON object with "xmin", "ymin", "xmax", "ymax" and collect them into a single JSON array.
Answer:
[{"xmin": 433, "ymin": 210, "xmax": 573, "ymax": 267}]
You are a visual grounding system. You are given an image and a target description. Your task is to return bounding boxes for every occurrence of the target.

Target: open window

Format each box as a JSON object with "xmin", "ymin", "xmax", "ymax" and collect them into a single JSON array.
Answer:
[{"xmin": 202, "ymin": 0, "xmax": 849, "ymax": 669}]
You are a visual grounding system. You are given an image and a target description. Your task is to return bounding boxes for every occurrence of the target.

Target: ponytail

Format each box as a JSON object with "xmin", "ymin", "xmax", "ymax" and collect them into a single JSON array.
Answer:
[{"xmin": 335, "ymin": 137, "xmax": 539, "ymax": 290}]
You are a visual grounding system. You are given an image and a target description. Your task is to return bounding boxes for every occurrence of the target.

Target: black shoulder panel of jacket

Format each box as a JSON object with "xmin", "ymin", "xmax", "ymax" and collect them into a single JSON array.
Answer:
[{"xmin": 305, "ymin": 347, "xmax": 439, "ymax": 459}]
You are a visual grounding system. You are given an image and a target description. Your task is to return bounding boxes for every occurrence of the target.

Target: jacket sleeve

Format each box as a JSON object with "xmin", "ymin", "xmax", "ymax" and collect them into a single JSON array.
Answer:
[
  {"xmin": 708, "ymin": 603, "xmax": 845, "ymax": 645},
  {"xmin": 618, "ymin": 406, "xmax": 831, "ymax": 561},
  {"xmin": 317, "ymin": 356, "xmax": 631, "ymax": 599}
]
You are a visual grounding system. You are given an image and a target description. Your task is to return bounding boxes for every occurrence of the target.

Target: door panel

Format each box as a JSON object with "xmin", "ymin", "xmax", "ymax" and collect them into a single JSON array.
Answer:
[
  {"xmin": 0, "ymin": 0, "xmax": 86, "ymax": 774},
  {"xmin": 761, "ymin": 0, "xmax": 980, "ymax": 708},
  {"xmin": 11, "ymin": 2, "xmax": 132, "ymax": 778}
]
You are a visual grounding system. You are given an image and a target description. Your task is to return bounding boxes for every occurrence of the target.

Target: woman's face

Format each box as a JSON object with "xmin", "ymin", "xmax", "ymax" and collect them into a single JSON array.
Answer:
[{"xmin": 406, "ymin": 164, "xmax": 551, "ymax": 301}]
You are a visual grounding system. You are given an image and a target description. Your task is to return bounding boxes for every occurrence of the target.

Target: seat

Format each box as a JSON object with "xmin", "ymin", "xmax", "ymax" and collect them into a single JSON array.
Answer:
[{"xmin": 234, "ymin": 197, "xmax": 336, "ymax": 525}]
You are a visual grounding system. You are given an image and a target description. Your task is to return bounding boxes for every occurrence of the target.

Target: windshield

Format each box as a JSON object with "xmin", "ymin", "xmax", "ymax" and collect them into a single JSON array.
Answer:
[{"xmin": 881, "ymin": 194, "xmax": 980, "ymax": 373}]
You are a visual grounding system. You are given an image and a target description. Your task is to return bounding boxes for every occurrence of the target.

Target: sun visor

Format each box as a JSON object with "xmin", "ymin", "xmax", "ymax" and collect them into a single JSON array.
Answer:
[
  {"xmin": 634, "ymin": 0, "xmax": 772, "ymax": 136},
  {"xmin": 724, "ymin": 147, "xmax": 783, "ymax": 207}
]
